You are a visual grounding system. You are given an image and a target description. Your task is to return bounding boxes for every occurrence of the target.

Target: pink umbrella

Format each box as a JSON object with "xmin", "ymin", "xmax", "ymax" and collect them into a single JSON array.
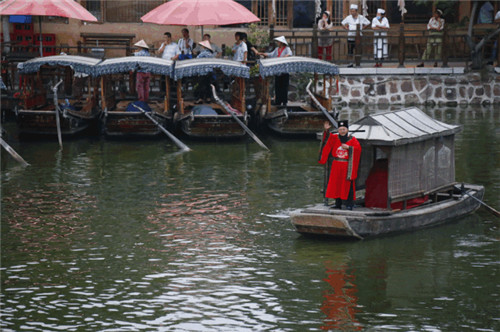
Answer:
[
  {"xmin": 0, "ymin": 0, "xmax": 97, "ymax": 56},
  {"xmin": 141, "ymin": 0, "xmax": 260, "ymax": 26}
]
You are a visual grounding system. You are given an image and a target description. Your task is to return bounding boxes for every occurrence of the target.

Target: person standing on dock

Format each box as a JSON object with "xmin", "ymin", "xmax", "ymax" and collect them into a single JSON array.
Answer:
[
  {"xmin": 232, "ymin": 32, "xmax": 248, "ymax": 63},
  {"xmin": 133, "ymin": 40, "xmax": 151, "ymax": 102},
  {"xmin": 342, "ymin": 4, "xmax": 370, "ymax": 68},
  {"xmin": 318, "ymin": 10, "xmax": 333, "ymax": 61},
  {"xmin": 177, "ymin": 28, "xmax": 194, "ymax": 60},
  {"xmin": 319, "ymin": 120, "xmax": 361, "ymax": 210},
  {"xmin": 158, "ymin": 32, "xmax": 180, "ymax": 60},
  {"xmin": 417, "ymin": 9, "xmax": 445, "ymax": 68},
  {"xmin": 372, "ymin": 8, "xmax": 390, "ymax": 67}
]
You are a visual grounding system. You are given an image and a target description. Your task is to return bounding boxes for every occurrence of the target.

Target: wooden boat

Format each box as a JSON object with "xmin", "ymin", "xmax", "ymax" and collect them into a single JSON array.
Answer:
[
  {"xmin": 173, "ymin": 58, "xmax": 250, "ymax": 139},
  {"xmin": 256, "ymin": 56, "xmax": 339, "ymax": 136},
  {"xmin": 290, "ymin": 108, "xmax": 485, "ymax": 239},
  {"xmin": 15, "ymin": 55, "xmax": 100, "ymax": 136},
  {"xmin": 94, "ymin": 56, "xmax": 174, "ymax": 137}
]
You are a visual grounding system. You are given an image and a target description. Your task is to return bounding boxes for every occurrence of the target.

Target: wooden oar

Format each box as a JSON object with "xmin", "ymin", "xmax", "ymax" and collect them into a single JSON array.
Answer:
[
  {"xmin": 457, "ymin": 184, "xmax": 500, "ymax": 218},
  {"xmin": 211, "ymin": 84, "xmax": 269, "ymax": 151},
  {"xmin": 0, "ymin": 136, "xmax": 29, "ymax": 166},
  {"xmin": 306, "ymin": 79, "xmax": 338, "ymax": 129},
  {"xmin": 131, "ymin": 103, "xmax": 191, "ymax": 152},
  {"xmin": 52, "ymin": 79, "xmax": 64, "ymax": 149}
]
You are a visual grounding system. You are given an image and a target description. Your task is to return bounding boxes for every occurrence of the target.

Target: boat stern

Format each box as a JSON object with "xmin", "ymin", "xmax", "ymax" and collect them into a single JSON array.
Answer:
[{"xmin": 290, "ymin": 211, "xmax": 363, "ymax": 239}]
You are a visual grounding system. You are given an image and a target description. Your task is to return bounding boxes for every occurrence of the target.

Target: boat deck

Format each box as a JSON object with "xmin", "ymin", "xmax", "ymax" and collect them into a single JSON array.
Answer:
[{"xmin": 301, "ymin": 204, "xmax": 396, "ymax": 217}]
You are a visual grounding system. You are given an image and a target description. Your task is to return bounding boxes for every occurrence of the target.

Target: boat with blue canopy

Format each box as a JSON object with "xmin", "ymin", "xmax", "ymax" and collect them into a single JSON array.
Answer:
[
  {"xmin": 257, "ymin": 56, "xmax": 339, "ymax": 136},
  {"xmin": 15, "ymin": 55, "xmax": 101, "ymax": 136},
  {"xmin": 93, "ymin": 56, "xmax": 174, "ymax": 137},
  {"xmin": 173, "ymin": 58, "xmax": 250, "ymax": 139}
]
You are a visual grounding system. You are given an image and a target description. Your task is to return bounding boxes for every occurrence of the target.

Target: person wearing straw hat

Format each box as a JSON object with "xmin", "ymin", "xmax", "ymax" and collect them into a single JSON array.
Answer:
[
  {"xmin": 259, "ymin": 36, "xmax": 293, "ymax": 106},
  {"xmin": 194, "ymin": 34, "xmax": 222, "ymax": 58},
  {"xmin": 417, "ymin": 9, "xmax": 445, "ymax": 68},
  {"xmin": 196, "ymin": 40, "xmax": 215, "ymax": 59},
  {"xmin": 318, "ymin": 10, "xmax": 334, "ymax": 61},
  {"xmin": 133, "ymin": 39, "xmax": 151, "ymax": 102},
  {"xmin": 195, "ymin": 40, "xmax": 217, "ymax": 103},
  {"xmin": 372, "ymin": 8, "xmax": 390, "ymax": 67},
  {"xmin": 342, "ymin": 4, "xmax": 370, "ymax": 67}
]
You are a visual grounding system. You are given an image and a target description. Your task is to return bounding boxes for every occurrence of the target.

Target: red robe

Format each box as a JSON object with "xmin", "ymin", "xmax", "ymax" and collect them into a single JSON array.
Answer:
[{"xmin": 319, "ymin": 133, "xmax": 361, "ymax": 200}]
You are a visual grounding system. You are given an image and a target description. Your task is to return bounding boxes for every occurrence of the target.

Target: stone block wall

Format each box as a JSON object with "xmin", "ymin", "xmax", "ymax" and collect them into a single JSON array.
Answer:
[{"xmin": 336, "ymin": 71, "xmax": 500, "ymax": 106}]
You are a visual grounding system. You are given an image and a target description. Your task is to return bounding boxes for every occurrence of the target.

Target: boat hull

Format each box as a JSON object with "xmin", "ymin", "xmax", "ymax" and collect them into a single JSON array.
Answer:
[
  {"xmin": 16, "ymin": 109, "xmax": 95, "ymax": 136},
  {"xmin": 290, "ymin": 184, "xmax": 485, "ymax": 239},
  {"xmin": 177, "ymin": 115, "xmax": 246, "ymax": 139},
  {"xmin": 102, "ymin": 111, "xmax": 170, "ymax": 137},
  {"xmin": 266, "ymin": 110, "xmax": 335, "ymax": 136}
]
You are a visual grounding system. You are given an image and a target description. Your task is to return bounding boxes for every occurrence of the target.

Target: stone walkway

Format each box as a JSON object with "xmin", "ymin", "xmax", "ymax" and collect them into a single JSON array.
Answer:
[{"xmin": 337, "ymin": 61, "xmax": 500, "ymax": 75}]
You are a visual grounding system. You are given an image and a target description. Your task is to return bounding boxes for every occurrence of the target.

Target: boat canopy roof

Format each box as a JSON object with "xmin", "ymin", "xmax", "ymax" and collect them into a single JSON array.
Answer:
[
  {"xmin": 350, "ymin": 108, "xmax": 461, "ymax": 146},
  {"xmin": 94, "ymin": 56, "xmax": 174, "ymax": 76},
  {"xmin": 17, "ymin": 55, "xmax": 101, "ymax": 75},
  {"xmin": 174, "ymin": 58, "xmax": 249, "ymax": 80},
  {"xmin": 258, "ymin": 56, "xmax": 339, "ymax": 77}
]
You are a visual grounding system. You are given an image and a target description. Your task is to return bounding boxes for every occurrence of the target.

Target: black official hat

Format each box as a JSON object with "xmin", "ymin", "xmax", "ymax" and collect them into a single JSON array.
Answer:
[{"xmin": 338, "ymin": 120, "xmax": 348, "ymax": 128}]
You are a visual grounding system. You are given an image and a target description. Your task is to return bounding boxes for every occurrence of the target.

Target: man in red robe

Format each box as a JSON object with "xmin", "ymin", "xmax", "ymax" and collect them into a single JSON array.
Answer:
[{"xmin": 319, "ymin": 120, "xmax": 361, "ymax": 210}]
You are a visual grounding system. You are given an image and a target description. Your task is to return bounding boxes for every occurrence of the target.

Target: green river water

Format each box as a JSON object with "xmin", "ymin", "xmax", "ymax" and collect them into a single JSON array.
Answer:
[{"xmin": 1, "ymin": 106, "xmax": 499, "ymax": 331}]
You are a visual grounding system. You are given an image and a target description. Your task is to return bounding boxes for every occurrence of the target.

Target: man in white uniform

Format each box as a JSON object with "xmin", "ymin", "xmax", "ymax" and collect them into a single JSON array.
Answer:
[
  {"xmin": 342, "ymin": 4, "xmax": 370, "ymax": 67},
  {"xmin": 372, "ymin": 8, "xmax": 390, "ymax": 67}
]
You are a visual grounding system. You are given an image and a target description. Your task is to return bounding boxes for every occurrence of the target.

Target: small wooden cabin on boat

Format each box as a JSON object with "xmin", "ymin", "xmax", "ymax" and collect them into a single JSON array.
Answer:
[
  {"xmin": 257, "ymin": 56, "xmax": 339, "ymax": 136},
  {"xmin": 351, "ymin": 107, "xmax": 461, "ymax": 209},
  {"xmin": 173, "ymin": 58, "xmax": 250, "ymax": 139},
  {"xmin": 16, "ymin": 55, "xmax": 100, "ymax": 136},
  {"xmin": 291, "ymin": 108, "xmax": 484, "ymax": 239},
  {"xmin": 93, "ymin": 56, "xmax": 174, "ymax": 137}
]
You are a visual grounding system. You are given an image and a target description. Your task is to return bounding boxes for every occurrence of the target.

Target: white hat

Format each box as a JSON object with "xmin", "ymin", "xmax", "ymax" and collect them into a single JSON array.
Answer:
[
  {"xmin": 134, "ymin": 39, "xmax": 149, "ymax": 49},
  {"xmin": 274, "ymin": 36, "xmax": 288, "ymax": 46},
  {"xmin": 350, "ymin": 4, "xmax": 358, "ymax": 10},
  {"xmin": 377, "ymin": 8, "xmax": 385, "ymax": 15},
  {"xmin": 199, "ymin": 40, "xmax": 213, "ymax": 51},
  {"xmin": 324, "ymin": 11, "xmax": 330, "ymax": 16}
]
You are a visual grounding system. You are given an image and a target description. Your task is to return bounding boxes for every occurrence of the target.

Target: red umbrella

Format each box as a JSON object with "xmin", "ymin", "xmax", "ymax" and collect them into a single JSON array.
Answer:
[
  {"xmin": 141, "ymin": 0, "xmax": 260, "ymax": 26},
  {"xmin": 0, "ymin": 0, "xmax": 97, "ymax": 56}
]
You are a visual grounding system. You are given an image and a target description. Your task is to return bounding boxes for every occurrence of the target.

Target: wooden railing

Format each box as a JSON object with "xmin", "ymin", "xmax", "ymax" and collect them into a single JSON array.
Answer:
[{"xmin": 271, "ymin": 25, "xmax": 500, "ymax": 67}]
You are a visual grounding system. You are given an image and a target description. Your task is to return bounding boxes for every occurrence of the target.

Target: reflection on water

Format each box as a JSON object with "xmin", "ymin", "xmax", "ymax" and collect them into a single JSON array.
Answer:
[
  {"xmin": 1, "ymin": 105, "xmax": 499, "ymax": 331},
  {"xmin": 321, "ymin": 259, "xmax": 362, "ymax": 331}
]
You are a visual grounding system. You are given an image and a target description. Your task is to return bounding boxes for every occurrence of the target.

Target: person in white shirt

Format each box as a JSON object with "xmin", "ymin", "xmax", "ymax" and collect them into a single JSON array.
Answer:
[
  {"xmin": 232, "ymin": 32, "xmax": 248, "ymax": 63},
  {"xmin": 417, "ymin": 9, "xmax": 445, "ymax": 68},
  {"xmin": 372, "ymin": 8, "xmax": 390, "ymax": 67},
  {"xmin": 177, "ymin": 28, "xmax": 194, "ymax": 60},
  {"xmin": 318, "ymin": 10, "xmax": 333, "ymax": 61},
  {"xmin": 157, "ymin": 32, "xmax": 179, "ymax": 60},
  {"xmin": 342, "ymin": 4, "xmax": 370, "ymax": 67}
]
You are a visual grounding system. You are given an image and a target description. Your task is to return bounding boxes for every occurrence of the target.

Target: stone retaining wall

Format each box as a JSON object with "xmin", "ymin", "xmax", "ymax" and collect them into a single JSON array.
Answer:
[{"xmin": 337, "ymin": 69, "xmax": 500, "ymax": 106}]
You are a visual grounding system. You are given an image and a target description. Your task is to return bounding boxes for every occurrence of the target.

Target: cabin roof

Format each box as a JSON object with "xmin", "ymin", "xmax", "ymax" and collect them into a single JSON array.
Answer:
[
  {"xmin": 17, "ymin": 55, "xmax": 101, "ymax": 75},
  {"xmin": 173, "ymin": 58, "xmax": 249, "ymax": 80},
  {"xmin": 94, "ymin": 56, "xmax": 174, "ymax": 76},
  {"xmin": 349, "ymin": 108, "xmax": 461, "ymax": 146},
  {"xmin": 258, "ymin": 56, "xmax": 339, "ymax": 77}
]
